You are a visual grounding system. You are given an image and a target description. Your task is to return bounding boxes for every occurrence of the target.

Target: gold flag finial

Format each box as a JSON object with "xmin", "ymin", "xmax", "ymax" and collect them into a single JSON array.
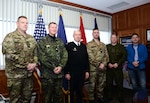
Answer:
[
  {"xmin": 58, "ymin": 7, "xmax": 62, "ymax": 15},
  {"xmin": 39, "ymin": 3, "xmax": 43, "ymax": 15},
  {"xmin": 39, "ymin": 8, "xmax": 42, "ymax": 15},
  {"xmin": 60, "ymin": 11, "xmax": 62, "ymax": 15}
]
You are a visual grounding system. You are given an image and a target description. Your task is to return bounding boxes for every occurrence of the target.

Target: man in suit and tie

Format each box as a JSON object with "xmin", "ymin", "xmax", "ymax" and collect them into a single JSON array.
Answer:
[{"xmin": 64, "ymin": 30, "xmax": 90, "ymax": 103}]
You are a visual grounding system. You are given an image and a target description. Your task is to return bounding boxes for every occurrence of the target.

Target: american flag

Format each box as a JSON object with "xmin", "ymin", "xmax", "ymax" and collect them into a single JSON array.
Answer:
[
  {"xmin": 33, "ymin": 14, "xmax": 47, "ymax": 93},
  {"xmin": 34, "ymin": 14, "xmax": 47, "ymax": 41}
]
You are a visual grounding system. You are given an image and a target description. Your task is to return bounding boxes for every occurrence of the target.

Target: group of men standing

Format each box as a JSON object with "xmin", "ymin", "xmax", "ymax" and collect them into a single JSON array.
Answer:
[{"xmin": 2, "ymin": 16, "xmax": 148, "ymax": 103}]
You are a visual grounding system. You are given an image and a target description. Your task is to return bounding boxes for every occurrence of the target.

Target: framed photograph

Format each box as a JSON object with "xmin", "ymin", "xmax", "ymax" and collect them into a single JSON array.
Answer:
[
  {"xmin": 147, "ymin": 29, "xmax": 150, "ymax": 41},
  {"xmin": 120, "ymin": 36, "xmax": 132, "ymax": 47}
]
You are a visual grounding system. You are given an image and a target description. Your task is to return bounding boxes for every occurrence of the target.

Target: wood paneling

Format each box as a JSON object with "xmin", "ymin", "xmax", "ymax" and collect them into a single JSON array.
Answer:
[
  {"xmin": 112, "ymin": 15, "xmax": 116, "ymax": 31},
  {"xmin": 112, "ymin": 3, "xmax": 150, "ymax": 45},
  {"xmin": 116, "ymin": 12, "xmax": 128, "ymax": 30},
  {"xmin": 127, "ymin": 8, "xmax": 140, "ymax": 28},
  {"xmin": 117, "ymin": 29, "xmax": 140, "ymax": 39},
  {"xmin": 140, "ymin": 4, "xmax": 150, "ymax": 26}
]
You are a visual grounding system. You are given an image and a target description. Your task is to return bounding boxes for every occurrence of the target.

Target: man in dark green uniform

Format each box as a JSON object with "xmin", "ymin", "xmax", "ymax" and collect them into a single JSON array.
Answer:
[
  {"xmin": 106, "ymin": 33, "xmax": 127, "ymax": 103},
  {"xmin": 37, "ymin": 22, "xmax": 68, "ymax": 103}
]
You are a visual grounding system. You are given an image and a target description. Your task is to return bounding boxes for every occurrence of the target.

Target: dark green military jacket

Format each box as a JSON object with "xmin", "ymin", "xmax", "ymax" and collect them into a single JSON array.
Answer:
[
  {"xmin": 2, "ymin": 29, "xmax": 38, "ymax": 78},
  {"xmin": 106, "ymin": 44, "xmax": 127, "ymax": 69},
  {"xmin": 37, "ymin": 35, "xmax": 68, "ymax": 79}
]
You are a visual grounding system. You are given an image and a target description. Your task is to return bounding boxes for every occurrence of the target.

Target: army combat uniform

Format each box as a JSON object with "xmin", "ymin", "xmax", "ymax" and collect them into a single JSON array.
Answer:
[
  {"xmin": 37, "ymin": 35, "xmax": 68, "ymax": 103},
  {"xmin": 2, "ymin": 29, "xmax": 38, "ymax": 103},
  {"xmin": 86, "ymin": 39, "xmax": 109, "ymax": 102},
  {"xmin": 106, "ymin": 44, "xmax": 127, "ymax": 102}
]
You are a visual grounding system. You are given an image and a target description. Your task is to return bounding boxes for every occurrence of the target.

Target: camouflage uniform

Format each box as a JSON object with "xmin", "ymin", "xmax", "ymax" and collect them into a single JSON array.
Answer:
[
  {"xmin": 86, "ymin": 39, "xmax": 109, "ymax": 101},
  {"xmin": 37, "ymin": 35, "xmax": 68, "ymax": 103},
  {"xmin": 2, "ymin": 29, "xmax": 38, "ymax": 103}
]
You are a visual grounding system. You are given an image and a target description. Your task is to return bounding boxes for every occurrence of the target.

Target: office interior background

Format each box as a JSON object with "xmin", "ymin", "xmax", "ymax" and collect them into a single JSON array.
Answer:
[
  {"xmin": 0, "ymin": 0, "xmax": 150, "ymax": 102},
  {"xmin": 0, "ymin": 0, "xmax": 112, "ymax": 69}
]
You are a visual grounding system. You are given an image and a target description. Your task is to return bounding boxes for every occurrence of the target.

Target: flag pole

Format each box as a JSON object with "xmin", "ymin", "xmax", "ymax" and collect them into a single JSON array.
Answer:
[
  {"xmin": 58, "ymin": 8, "xmax": 70, "ymax": 103},
  {"xmin": 80, "ymin": 12, "xmax": 87, "ymax": 44},
  {"xmin": 68, "ymin": 80, "xmax": 70, "ymax": 103},
  {"xmin": 33, "ymin": 2, "xmax": 44, "ymax": 96}
]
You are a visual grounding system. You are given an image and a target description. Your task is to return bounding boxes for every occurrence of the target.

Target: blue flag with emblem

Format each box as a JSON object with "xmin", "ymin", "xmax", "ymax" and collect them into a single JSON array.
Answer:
[
  {"xmin": 57, "ymin": 14, "xmax": 67, "ymax": 45},
  {"xmin": 34, "ymin": 14, "xmax": 47, "ymax": 41},
  {"xmin": 57, "ymin": 13, "xmax": 69, "ymax": 94}
]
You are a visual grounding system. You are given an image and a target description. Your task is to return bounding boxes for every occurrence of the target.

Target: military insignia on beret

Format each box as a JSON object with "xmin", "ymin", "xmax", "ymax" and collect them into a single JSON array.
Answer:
[
  {"xmin": 46, "ymin": 45, "xmax": 50, "ymax": 48},
  {"xmin": 73, "ymin": 47, "xmax": 77, "ymax": 51}
]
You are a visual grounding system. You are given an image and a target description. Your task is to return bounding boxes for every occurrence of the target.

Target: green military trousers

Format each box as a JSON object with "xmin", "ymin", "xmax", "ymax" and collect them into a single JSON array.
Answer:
[
  {"xmin": 8, "ymin": 76, "xmax": 33, "ymax": 103},
  {"xmin": 106, "ymin": 69, "xmax": 124, "ymax": 101},
  {"xmin": 88, "ymin": 70, "xmax": 106, "ymax": 101}
]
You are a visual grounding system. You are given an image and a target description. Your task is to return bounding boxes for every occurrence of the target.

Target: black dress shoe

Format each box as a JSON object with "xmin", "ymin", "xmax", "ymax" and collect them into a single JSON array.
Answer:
[
  {"xmin": 105, "ymin": 98, "xmax": 113, "ymax": 103},
  {"xmin": 97, "ymin": 98, "xmax": 104, "ymax": 103},
  {"xmin": 119, "ymin": 100, "xmax": 125, "ymax": 103},
  {"xmin": 89, "ymin": 100, "xmax": 95, "ymax": 103}
]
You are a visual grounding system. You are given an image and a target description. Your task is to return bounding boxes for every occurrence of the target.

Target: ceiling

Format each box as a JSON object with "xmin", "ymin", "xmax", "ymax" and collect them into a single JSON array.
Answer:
[{"xmin": 63, "ymin": 0, "xmax": 150, "ymax": 14}]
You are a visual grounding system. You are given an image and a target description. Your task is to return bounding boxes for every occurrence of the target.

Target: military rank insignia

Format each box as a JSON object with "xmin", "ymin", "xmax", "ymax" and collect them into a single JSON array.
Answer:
[{"xmin": 73, "ymin": 47, "xmax": 77, "ymax": 51}]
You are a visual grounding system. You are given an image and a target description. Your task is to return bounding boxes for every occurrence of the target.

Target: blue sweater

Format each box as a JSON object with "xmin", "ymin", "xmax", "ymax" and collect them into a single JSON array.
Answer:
[{"xmin": 126, "ymin": 44, "xmax": 148, "ymax": 69}]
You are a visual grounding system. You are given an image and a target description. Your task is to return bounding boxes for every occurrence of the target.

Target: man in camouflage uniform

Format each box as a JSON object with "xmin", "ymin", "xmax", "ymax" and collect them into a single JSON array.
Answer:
[
  {"xmin": 37, "ymin": 22, "xmax": 68, "ymax": 103},
  {"xmin": 2, "ymin": 16, "xmax": 38, "ymax": 103},
  {"xmin": 106, "ymin": 33, "xmax": 126, "ymax": 103},
  {"xmin": 86, "ymin": 28, "xmax": 109, "ymax": 103}
]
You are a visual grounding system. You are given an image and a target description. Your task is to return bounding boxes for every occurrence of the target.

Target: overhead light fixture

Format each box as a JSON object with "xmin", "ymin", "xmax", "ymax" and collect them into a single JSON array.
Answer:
[{"xmin": 107, "ymin": 1, "xmax": 129, "ymax": 10}]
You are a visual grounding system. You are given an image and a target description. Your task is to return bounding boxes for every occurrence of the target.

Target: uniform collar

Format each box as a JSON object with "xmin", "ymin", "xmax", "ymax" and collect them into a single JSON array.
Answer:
[{"xmin": 73, "ymin": 40, "xmax": 80, "ymax": 46}]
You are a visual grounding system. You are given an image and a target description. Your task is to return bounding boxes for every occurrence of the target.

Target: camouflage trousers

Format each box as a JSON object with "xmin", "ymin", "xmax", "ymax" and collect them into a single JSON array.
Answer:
[
  {"xmin": 87, "ymin": 70, "xmax": 106, "ymax": 100},
  {"xmin": 7, "ymin": 76, "xmax": 33, "ymax": 103},
  {"xmin": 41, "ymin": 78, "xmax": 63, "ymax": 103}
]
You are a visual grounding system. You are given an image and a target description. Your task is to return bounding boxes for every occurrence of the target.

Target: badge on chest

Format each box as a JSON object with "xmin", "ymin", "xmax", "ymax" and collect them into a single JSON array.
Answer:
[{"xmin": 73, "ymin": 47, "xmax": 77, "ymax": 51}]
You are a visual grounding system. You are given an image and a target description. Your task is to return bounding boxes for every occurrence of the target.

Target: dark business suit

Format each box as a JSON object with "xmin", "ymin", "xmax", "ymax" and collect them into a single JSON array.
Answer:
[{"xmin": 64, "ymin": 42, "xmax": 89, "ymax": 103}]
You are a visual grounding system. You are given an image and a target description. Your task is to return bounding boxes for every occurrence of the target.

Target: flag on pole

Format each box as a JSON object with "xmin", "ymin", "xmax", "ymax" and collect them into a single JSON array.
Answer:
[
  {"xmin": 34, "ymin": 14, "xmax": 47, "ymax": 41},
  {"xmin": 94, "ymin": 16, "xmax": 100, "ymax": 41},
  {"xmin": 94, "ymin": 17, "xmax": 99, "ymax": 29},
  {"xmin": 57, "ymin": 13, "xmax": 69, "ymax": 94},
  {"xmin": 57, "ymin": 13, "xmax": 67, "ymax": 45},
  {"xmin": 33, "ymin": 9, "xmax": 47, "ymax": 93},
  {"xmin": 80, "ymin": 14, "xmax": 87, "ymax": 44}
]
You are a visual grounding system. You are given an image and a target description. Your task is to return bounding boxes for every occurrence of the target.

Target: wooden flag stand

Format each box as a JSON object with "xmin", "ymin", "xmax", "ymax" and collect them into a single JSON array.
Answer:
[{"xmin": 62, "ymin": 83, "xmax": 89, "ymax": 103}]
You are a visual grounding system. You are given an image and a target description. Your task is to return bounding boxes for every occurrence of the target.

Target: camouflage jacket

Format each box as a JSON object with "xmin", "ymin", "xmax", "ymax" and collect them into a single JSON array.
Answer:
[
  {"xmin": 2, "ymin": 29, "xmax": 38, "ymax": 78},
  {"xmin": 86, "ymin": 39, "xmax": 109, "ymax": 71},
  {"xmin": 37, "ymin": 35, "xmax": 68, "ymax": 79}
]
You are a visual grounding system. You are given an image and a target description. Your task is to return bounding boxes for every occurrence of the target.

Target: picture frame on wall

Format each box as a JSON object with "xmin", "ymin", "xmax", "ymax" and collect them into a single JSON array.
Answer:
[
  {"xmin": 120, "ymin": 36, "xmax": 132, "ymax": 47},
  {"xmin": 147, "ymin": 29, "xmax": 150, "ymax": 41}
]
